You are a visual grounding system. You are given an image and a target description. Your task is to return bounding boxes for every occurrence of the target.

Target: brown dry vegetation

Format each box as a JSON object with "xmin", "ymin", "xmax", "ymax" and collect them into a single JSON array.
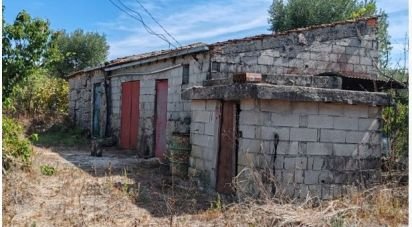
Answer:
[{"xmin": 2, "ymin": 146, "xmax": 408, "ymax": 227}]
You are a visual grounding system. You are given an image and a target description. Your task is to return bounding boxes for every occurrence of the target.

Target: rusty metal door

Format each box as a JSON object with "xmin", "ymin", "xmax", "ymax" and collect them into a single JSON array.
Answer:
[
  {"xmin": 154, "ymin": 80, "xmax": 168, "ymax": 159},
  {"xmin": 92, "ymin": 83, "xmax": 102, "ymax": 138},
  {"xmin": 120, "ymin": 81, "xmax": 140, "ymax": 149},
  {"xmin": 216, "ymin": 101, "xmax": 237, "ymax": 194}
]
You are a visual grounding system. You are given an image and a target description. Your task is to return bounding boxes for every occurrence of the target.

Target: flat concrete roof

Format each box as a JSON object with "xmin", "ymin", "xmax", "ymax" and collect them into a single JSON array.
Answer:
[{"xmin": 181, "ymin": 83, "xmax": 392, "ymax": 106}]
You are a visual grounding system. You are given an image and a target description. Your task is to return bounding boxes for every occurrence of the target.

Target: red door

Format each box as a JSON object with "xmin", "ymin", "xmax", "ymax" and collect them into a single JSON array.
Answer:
[
  {"xmin": 216, "ymin": 101, "xmax": 236, "ymax": 194},
  {"xmin": 154, "ymin": 80, "xmax": 168, "ymax": 159},
  {"xmin": 120, "ymin": 81, "xmax": 140, "ymax": 149}
]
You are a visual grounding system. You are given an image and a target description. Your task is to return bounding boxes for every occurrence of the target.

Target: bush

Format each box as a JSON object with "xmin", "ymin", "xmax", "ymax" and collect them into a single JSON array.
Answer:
[
  {"xmin": 40, "ymin": 164, "xmax": 56, "ymax": 176},
  {"xmin": 6, "ymin": 69, "xmax": 69, "ymax": 118},
  {"xmin": 382, "ymin": 90, "xmax": 408, "ymax": 158},
  {"xmin": 2, "ymin": 117, "xmax": 32, "ymax": 169}
]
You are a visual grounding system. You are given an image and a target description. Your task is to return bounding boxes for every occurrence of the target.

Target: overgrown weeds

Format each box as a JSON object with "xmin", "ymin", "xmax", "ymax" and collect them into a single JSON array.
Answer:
[
  {"xmin": 34, "ymin": 121, "xmax": 89, "ymax": 147},
  {"xmin": 223, "ymin": 150, "xmax": 409, "ymax": 226},
  {"xmin": 2, "ymin": 116, "xmax": 33, "ymax": 171}
]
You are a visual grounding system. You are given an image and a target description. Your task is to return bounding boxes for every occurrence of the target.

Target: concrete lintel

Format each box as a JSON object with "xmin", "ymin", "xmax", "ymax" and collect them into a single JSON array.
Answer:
[{"xmin": 181, "ymin": 83, "xmax": 392, "ymax": 106}]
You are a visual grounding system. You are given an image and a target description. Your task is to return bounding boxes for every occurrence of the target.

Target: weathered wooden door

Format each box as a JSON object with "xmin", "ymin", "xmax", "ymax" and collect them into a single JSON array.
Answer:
[
  {"xmin": 120, "ymin": 81, "xmax": 140, "ymax": 149},
  {"xmin": 154, "ymin": 80, "xmax": 168, "ymax": 159},
  {"xmin": 92, "ymin": 83, "xmax": 103, "ymax": 138},
  {"xmin": 216, "ymin": 101, "xmax": 237, "ymax": 194}
]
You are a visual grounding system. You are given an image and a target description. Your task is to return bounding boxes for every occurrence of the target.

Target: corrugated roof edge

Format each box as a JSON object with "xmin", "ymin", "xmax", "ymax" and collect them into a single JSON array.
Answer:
[
  {"xmin": 66, "ymin": 42, "xmax": 208, "ymax": 78},
  {"xmin": 66, "ymin": 65, "xmax": 105, "ymax": 79}
]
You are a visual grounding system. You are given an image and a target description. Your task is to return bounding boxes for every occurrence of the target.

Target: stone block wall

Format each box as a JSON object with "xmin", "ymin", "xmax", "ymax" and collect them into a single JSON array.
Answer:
[
  {"xmin": 188, "ymin": 100, "xmax": 221, "ymax": 189},
  {"xmin": 68, "ymin": 70, "xmax": 105, "ymax": 131},
  {"xmin": 109, "ymin": 53, "xmax": 209, "ymax": 156},
  {"xmin": 210, "ymin": 18, "xmax": 378, "ymax": 80},
  {"xmin": 237, "ymin": 99, "xmax": 382, "ymax": 199}
]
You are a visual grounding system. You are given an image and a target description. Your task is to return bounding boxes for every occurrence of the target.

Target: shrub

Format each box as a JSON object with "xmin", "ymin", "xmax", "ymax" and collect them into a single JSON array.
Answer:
[
  {"xmin": 40, "ymin": 164, "xmax": 56, "ymax": 176},
  {"xmin": 2, "ymin": 117, "xmax": 32, "ymax": 169},
  {"xmin": 382, "ymin": 92, "xmax": 408, "ymax": 158},
  {"xmin": 7, "ymin": 69, "xmax": 69, "ymax": 118}
]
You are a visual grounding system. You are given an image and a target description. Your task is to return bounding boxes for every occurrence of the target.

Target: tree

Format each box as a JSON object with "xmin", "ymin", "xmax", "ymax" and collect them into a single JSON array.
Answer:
[
  {"xmin": 2, "ymin": 9, "xmax": 52, "ymax": 98},
  {"xmin": 47, "ymin": 29, "xmax": 109, "ymax": 77},
  {"xmin": 268, "ymin": 0, "xmax": 376, "ymax": 32}
]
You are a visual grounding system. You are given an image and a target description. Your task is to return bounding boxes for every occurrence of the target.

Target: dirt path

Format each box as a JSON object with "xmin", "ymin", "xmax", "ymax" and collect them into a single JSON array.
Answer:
[
  {"xmin": 3, "ymin": 146, "xmax": 216, "ymax": 226},
  {"xmin": 3, "ymin": 146, "xmax": 408, "ymax": 226}
]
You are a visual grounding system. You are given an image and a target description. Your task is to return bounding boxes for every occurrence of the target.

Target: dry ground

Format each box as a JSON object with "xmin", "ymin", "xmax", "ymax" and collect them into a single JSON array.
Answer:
[{"xmin": 3, "ymin": 146, "xmax": 408, "ymax": 226}]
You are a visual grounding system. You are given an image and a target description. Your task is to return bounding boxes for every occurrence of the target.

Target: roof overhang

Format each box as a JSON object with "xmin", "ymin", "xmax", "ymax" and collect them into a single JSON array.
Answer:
[{"xmin": 181, "ymin": 83, "xmax": 393, "ymax": 106}]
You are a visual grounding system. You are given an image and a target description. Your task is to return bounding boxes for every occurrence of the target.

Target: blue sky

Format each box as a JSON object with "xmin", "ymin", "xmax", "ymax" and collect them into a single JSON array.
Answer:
[{"xmin": 3, "ymin": 0, "xmax": 409, "ymax": 66}]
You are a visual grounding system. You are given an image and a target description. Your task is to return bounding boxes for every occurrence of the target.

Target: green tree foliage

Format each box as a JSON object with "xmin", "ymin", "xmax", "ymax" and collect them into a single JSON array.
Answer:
[
  {"xmin": 382, "ymin": 69, "xmax": 408, "ymax": 158},
  {"xmin": 3, "ymin": 8, "xmax": 109, "ymax": 97},
  {"xmin": 2, "ymin": 10, "xmax": 52, "ymax": 98},
  {"xmin": 377, "ymin": 12, "xmax": 392, "ymax": 70},
  {"xmin": 6, "ymin": 69, "xmax": 69, "ymax": 118},
  {"xmin": 268, "ymin": 0, "xmax": 376, "ymax": 32},
  {"xmin": 47, "ymin": 29, "xmax": 109, "ymax": 77}
]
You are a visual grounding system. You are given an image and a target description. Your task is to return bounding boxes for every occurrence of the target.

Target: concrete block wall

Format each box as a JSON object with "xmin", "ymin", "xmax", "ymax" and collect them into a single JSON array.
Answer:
[
  {"xmin": 188, "ymin": 100, "xmax": 221, "ymax": 189},
  {"xmin": 210, "ymin": 19, "xmax": 378, "ymax": 80},
  {"xmin": 237, "ymin": 99, "xmax": 383, "ymax": 199}
]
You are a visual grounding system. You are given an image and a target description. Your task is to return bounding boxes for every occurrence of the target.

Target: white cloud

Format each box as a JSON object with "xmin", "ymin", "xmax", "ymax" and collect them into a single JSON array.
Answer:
[{"xmin": 102, "ymin": 0, "xmax": 272, "ymax": 59}]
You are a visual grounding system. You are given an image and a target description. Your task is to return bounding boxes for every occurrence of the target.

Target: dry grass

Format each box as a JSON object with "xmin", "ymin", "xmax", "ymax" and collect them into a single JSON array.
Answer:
[{"xmin": 2, "ymin": 146, "xmax": 408, "ymax": 227}]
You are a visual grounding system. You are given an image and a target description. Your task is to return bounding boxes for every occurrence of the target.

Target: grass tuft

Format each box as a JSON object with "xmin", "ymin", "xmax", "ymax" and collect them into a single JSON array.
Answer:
[{"xmin": 34, "ymin": 123, "xmax": 88, "ymax": 147}]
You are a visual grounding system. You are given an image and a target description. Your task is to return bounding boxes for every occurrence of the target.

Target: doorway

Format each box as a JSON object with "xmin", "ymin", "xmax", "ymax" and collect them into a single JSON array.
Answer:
[
  {"xmin": 120, "ymin": 81, "xmax": 140, "ymax": 149},
  {"xmin": 154, "ymin": 79, "xmax": 168, "ymax": 159},
  {"xmin": 216, "ymin": 101, "xmax": 238, "ymax": 194},
  {"xmin": 92, "ymin": 83, "xmax": 103, "ymax": 138}
]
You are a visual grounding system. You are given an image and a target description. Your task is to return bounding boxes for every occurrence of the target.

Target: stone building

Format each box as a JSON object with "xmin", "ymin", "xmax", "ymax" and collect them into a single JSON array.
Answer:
[{"xmin": 68, "ymin": 17, "xmax": 395, "ymax": 199}]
